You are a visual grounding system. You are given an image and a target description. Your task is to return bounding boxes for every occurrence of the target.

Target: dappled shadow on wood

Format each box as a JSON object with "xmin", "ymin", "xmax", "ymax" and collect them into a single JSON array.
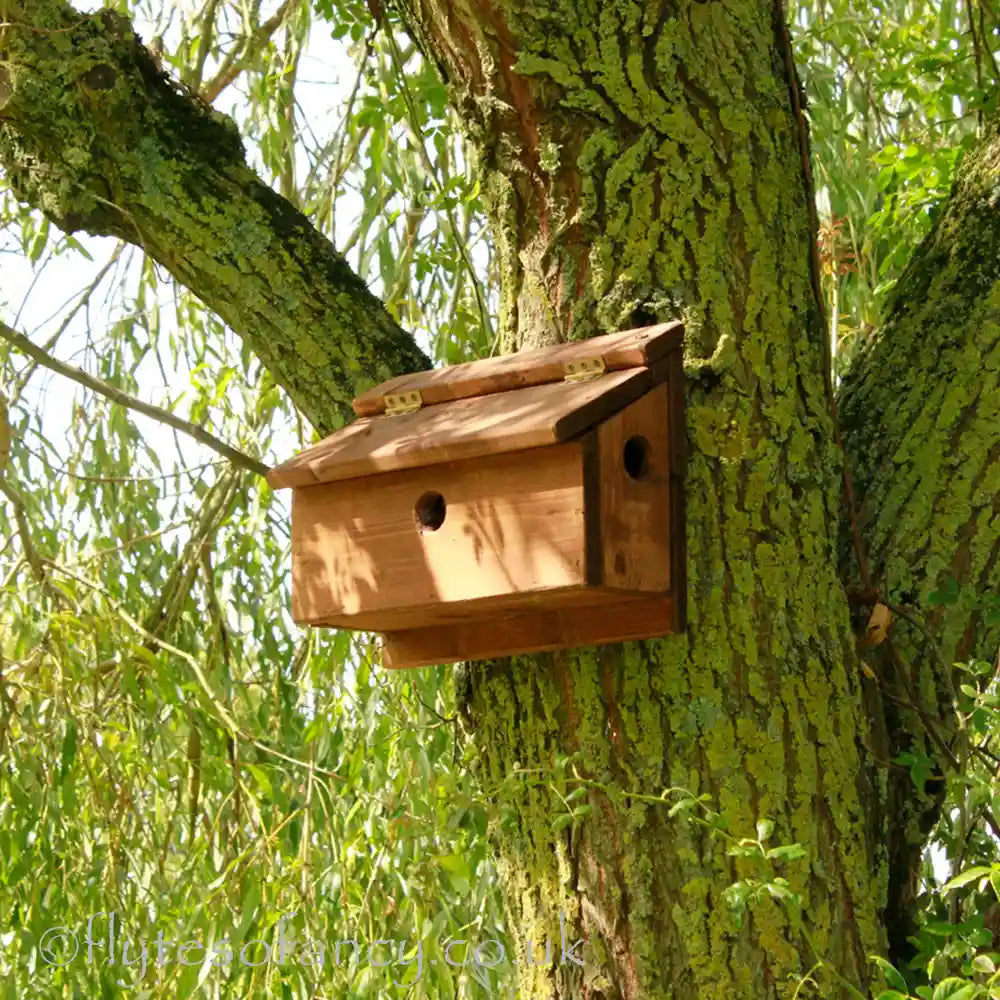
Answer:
[
  {"xmin": 270, "ymin": 367, "xmax": 651, "ymax": 487},
  {"xmin": 290, "ymin": 443, "xmax": 589, "ymax": 631}
]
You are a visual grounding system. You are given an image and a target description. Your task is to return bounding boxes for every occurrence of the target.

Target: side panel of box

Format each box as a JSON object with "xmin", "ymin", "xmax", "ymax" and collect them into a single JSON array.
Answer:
[
  {"xmin": 589, "ymin": 380, "xmax": 673, "ymax": 593},
  {"xmin": 666, "ymin": 348, "xmax": 687, "ymax": 632},
  {"xmin": 291, "ymin": 441, "xmax": 588, "ymax": 625}
]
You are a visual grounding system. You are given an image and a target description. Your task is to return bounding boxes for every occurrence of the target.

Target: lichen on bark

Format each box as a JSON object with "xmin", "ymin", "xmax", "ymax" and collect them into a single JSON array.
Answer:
[
  {"xmin": 0, "ymin": 1, "xmax": 429, "ymax": 432},
  {"xmin": 403, "ymin": 0, "xmax": 888, "ymax": 995}
]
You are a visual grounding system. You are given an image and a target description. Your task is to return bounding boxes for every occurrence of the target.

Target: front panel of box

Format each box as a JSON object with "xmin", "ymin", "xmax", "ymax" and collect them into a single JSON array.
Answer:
[{"xmin": 290, "ymin": 440, "xmax": 589, "ymax": 626}]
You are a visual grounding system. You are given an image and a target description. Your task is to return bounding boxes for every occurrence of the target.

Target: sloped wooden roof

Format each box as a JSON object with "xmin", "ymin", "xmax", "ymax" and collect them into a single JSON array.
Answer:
[
  {"xmin": 352, "ymin": 321, "xmax": 683, "ymax": 416},
  {"xmin": 267, "ymin": 322, "xmax": 683, "ymax": 489}
]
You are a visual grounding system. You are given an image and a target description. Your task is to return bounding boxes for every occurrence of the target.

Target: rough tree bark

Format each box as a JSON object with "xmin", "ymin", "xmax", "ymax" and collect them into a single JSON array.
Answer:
[
  {"xmin": 838, "ymin": 125, "xmax": 1000, "ymax": 964},
  {"xmin": 3, "ymin": 0, "xmax": 999, "ymax": 997},
  {"xmin": 0, "ymin": 1, "xmax": 428, "ymax": 431}
]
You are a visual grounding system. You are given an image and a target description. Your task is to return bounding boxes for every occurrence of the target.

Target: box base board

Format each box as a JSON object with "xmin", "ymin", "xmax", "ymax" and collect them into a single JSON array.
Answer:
[{"xmin": 380, "ymin": 593, "xmax": 678, "ymax": 669}]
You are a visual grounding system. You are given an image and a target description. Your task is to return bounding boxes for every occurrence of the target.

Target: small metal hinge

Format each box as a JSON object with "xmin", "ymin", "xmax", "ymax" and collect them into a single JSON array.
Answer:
[
  {"xmin": 563, "ymin": 357, "xmax": 606, "ymax": 383},
  {"xmin": 384, "ymin": 391, "xmax": 423, "ymax": 415}
]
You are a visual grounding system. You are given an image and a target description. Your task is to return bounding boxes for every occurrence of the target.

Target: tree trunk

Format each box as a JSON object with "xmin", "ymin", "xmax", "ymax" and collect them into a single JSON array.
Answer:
[
  {"xmin": 841, "ymin": 124, "xmax": 1000, "ymax": 665},
  {"xmin": 838, "ymin": 123, "xmax": 1000, "ymax": 964},
  {"xmin": 400, "ymin": 0, "xmax": 887, "ymax": 995},
  {"xmin": 0, "ymin": 1, "xmax": 428, "ymax": 431}
]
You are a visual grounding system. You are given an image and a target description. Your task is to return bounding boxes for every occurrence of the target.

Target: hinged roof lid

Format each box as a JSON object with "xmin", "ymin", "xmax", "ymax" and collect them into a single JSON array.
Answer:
[
  {"xmin": 353, "ymin": 321, "xmax": 682, "ymax": 415},
  {"xmin": 267, "ymin": 321, "xmax": 683, "ymax": 490}
]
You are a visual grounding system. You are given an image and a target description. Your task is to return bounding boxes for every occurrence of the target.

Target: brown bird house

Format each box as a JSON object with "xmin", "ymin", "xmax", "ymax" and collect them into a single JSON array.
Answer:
[{"xmin": 267, "ymin": 322, "xmax": 687, "ymax": 669}]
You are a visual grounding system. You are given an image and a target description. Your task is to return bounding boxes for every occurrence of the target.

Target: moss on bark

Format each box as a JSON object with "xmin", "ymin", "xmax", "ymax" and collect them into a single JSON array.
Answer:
[
  {"xmin": 401, "ymin": 0, "xmax": 888, "ymax": 995},
  {"xmin": 0, "ymin": 1, "xmax": 429, "ymax": 433}
]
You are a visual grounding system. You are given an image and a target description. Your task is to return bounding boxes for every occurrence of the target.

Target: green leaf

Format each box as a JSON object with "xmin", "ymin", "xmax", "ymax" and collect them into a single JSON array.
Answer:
[
  {"xmin": 438, "ymin": 854, "xmax": 470, "ymax": 880},
  {"xmin": 970, "ymin": 954, "xmax": 995, "ymax": 974},
  {"xmin": 766, "ymin": 844, "xmax": 807, "ymax": 862},
  {"xmin": 924, "ymin": 921, "xmax": 956, "ymax": 936},
  {"xmin": 872, "ymin": 956, "xmax": 908, "ymax": 991},
  {"xmin": 58, "ymin": 718, "xmax": 77, "ymax": 783},
  {"xmin": 245, "ymin": 764, "xmax": 273, "ymax": 800},
  {"xmin": 931, "ymin": 979, "xmax": 983, "ymax": 1000},
  {"xmin": 941, "ymin": 867, "xmax": 995, "ymax": 892}
]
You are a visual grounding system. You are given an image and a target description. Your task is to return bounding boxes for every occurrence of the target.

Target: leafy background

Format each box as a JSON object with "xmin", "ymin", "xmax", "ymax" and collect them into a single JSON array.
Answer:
[{"xmin": 1, "ymin": 0, "xmax": 999, "ymax": 996}]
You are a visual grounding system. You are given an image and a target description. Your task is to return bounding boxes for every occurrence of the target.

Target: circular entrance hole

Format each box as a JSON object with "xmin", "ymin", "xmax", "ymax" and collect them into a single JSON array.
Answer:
[
  {"xmin": 414, "ymin": 491, "xmax": 446, "ymax": 531},
  {"xmin": 622, "ymin": 436, "xmax": 651, "ymax": 481}
]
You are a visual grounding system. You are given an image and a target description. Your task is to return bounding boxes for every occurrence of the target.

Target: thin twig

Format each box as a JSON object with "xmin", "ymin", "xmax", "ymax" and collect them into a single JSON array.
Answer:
[
  {"xmin": 978, "ymin": 1, "xmax": 1000, "ymax": 90},
  {"xmin": 383, "ymin": 29, "xmax": 494, "ymax": 346},
  {"xmin": 0, "ymin": 478, "xmax": 47, "ymax": 583},
  {"xmin": 0, "ymin": 18, "xmax": 89, "ymax": 34},
  {"xmin": 19, "ymin": 440, "xmax": 225, "ymax": 484},
  {"xmin": 10, "ymin": 244, "xmax": 125, "ymax": 402},
  {"xmin": 0, "ymin": 319, "xmax": 269, "ymax": 477},
  {"xmin": 882, "ymin": 636, "xmax": 961, "ymax": 771},
  {"xmin": 327, "ymin": 34, "xmax": 375, "ymax": 241},
  {"xmin": 278, "ymin": 29, "xmax": 302, "ymax": 201},
  {"xmin": 969, "ymin": 0, "xmax": 986, "ymax": 132},
  {"xmin": 201, "ymin": 0, "xmax": 298, "ymax": 103},
  {"xmin": 188, "ymin": 0, "xmax": 223, "ymax": 91}
]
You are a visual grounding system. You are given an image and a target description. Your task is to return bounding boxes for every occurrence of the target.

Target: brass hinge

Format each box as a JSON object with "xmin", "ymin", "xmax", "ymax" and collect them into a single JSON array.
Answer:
[
  {"xmin": 384, "ymin": 391, "xmax": 423, "ymax": 415},
  {"xmin": 563, "ymin": 357, "xmax": 607, "ymax": 383}
]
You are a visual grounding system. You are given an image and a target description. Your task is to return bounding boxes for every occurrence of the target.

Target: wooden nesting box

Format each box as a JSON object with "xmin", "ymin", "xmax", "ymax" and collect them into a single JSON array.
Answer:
[{"xmin": 267, "ymin": 322, "xmax": 686, "ymax": 669}]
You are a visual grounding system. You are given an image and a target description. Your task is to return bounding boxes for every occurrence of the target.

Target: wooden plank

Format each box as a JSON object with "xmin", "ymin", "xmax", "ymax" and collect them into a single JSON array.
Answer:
[
  {"xmin": 380, "ymin": 593, "xmax": 679, "ymax": 668},
  {"xmin": 290, "ymin": 442, "xmax": 588, "ymax": 625},
  {"xmin": 582, "ymin": 430, "xmax": 603, "ymax": 586},
  {"xmin": 351, "ymin": 321, "xmax": 684, "ymax": 417},
  {"xmin": 667, "ymin": 348, "xmax": 688, "ymax": 633},
  {"xmin": 268, "ymin": 367, "xmax": 652, "ymax": 489},
  {"xmin": 595, "ymin": 381, "xmax": 672, "ymax": 592},
  {"xmin": 305, "ymin": 583, "xmax": 623, "ymax": 632}
]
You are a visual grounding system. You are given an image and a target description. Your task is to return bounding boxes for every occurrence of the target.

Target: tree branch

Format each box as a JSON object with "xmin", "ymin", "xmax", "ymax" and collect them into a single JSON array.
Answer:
[
  {"xmin": 200, "ymin": 0, "xmax": 298, "ymax": 103},
  {"xmin": 839, "ymin": 127, "xmax": 1000, "ymax": 663},
  {"xmin": 0, "ymin": 319, "xmax": 270, "ymax": 477},
  {"xmin": 838, "ymin": 122, "xmax": 1000, "ymax": 966},
  {"xmin": 0, "ymin": 477, "xmax": 48, "ymax": 584},
  {"xmin": 0, "ymin": 1, "xmax": 430, "ymax": 433}
]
